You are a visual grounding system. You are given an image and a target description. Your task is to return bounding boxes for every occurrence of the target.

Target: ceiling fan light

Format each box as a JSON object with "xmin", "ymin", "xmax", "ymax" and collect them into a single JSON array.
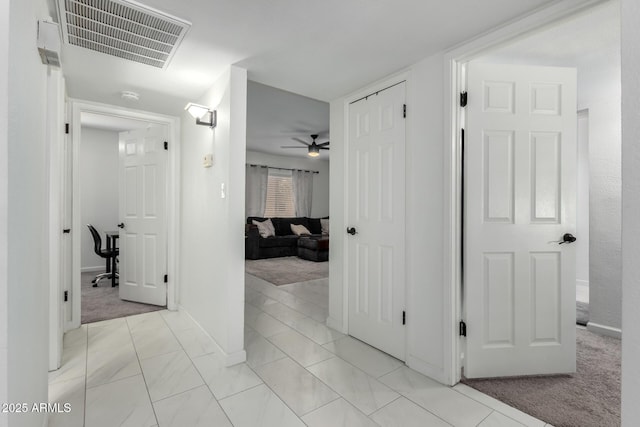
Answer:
[{"xmin": 308, "ymin": 145, "xmax": 320, "ymax": 157}]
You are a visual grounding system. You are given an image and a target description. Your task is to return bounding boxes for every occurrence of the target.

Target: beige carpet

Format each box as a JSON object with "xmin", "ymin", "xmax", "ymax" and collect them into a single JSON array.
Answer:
[
  {"xmin": 245, "ymin": 256, "xmax": 328, "ymax": 285},
  {"xmin": 81, "ymin": 272, "xmax": 164, "ymax": 324},
  {"xmin": 462, "ymin": 327, "xmax": 620, "ymax": 427}
]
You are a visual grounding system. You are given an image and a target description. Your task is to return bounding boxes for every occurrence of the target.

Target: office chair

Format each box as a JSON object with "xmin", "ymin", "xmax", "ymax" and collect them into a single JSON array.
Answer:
[{"xmin": 87, "ymin": 224, "xmax": 119, "ymax": 287}]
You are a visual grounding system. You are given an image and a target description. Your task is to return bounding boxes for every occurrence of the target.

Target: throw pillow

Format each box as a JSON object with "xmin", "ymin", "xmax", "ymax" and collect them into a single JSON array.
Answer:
[
  {"xmin": 253, "ymin": 219, "xmax": 275, "ymax": 238},
  {"xmin": 291, "ymin": 223, "xmax": 311, "ymax": 236},
  {"xmin": 320, "ymin": 218, "xmax": 330, "ymax": 235}
]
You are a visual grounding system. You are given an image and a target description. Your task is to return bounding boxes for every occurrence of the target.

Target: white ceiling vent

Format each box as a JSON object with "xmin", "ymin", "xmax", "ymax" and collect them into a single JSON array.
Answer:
[{"xmin": 57, "ymin": 0, "xmax": 190, "ymax": 69}]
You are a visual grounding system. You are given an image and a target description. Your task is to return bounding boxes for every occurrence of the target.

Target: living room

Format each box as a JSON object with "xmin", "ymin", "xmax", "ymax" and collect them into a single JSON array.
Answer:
[{"xmin": 244, "ymin": 80, "xmax": 330, "ymax": 305}]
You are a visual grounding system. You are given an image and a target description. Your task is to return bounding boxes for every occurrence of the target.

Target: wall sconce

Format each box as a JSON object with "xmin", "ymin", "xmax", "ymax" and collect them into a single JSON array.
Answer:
[{"xmin": 185, "ymin": 103, "xmax": 216, "ymax": 128}]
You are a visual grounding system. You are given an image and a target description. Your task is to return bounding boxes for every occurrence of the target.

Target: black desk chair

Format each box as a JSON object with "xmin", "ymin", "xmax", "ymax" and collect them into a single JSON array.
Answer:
[{"xmin": 87, "ymin": 224, "xmax": 119, "ymax": 287}]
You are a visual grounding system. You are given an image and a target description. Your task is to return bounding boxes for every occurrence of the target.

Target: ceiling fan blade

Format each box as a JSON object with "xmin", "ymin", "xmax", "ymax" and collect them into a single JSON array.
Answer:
[
  {"xmin": 280, "ymin": 145, "xmax": 308, "ymax": 148},
  {"xmin": 291, "ymin": 137, "xmax": 310, "ymax": 146},
  {"xmin": 319, "ymin": 147, "xmax": 330, "ymax": 150},
  {"xmin": 317, "ymin": 141, "xmax": 330, "ymax": 146}
]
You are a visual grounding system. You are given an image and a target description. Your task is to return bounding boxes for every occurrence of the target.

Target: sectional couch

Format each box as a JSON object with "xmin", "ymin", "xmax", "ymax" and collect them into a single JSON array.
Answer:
[{"xmin": 245, "ymin": 216, "xmax": 326, "ymax": 260}]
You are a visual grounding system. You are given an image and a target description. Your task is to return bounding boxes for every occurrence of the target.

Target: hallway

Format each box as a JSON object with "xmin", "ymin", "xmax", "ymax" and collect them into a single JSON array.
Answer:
[{"xmin": 49, "ymin": 275, "xmax": 551, "ymax": 427}]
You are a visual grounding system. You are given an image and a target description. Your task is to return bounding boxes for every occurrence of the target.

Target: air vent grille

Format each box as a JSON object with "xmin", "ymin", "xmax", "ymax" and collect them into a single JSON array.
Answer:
[{"xmin": 58, "ymin": 0, "xmax": 190, "ymax": 69}]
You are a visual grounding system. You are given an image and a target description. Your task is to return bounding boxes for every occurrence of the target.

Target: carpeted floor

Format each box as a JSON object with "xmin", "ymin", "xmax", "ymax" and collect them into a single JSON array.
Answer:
[
  {"xmin": 462, "ymin": 327, "xmax": 620, "ymax": 427},
  {"xmin": 81, "ymin": 271, "xmax": 164, "ymax": 324},
  {"xmin": 245, "ymin": 256, "xmax": 328, "ymax": 285}
]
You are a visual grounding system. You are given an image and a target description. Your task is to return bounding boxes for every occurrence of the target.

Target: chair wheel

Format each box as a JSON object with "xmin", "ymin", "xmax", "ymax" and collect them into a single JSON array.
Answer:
[{"xmin": 92, "ymin": 284, "xmax": 98, "ymax": 288}]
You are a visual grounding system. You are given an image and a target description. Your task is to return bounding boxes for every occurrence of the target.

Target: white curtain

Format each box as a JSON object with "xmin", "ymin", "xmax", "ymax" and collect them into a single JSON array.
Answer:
[
  {"xmin": 292, "ymin": 170, "xmax": 314, "ymax": 217},
  {"xmin": 245, "ymin": 165, "xmax": 268, "ymax": 217}
]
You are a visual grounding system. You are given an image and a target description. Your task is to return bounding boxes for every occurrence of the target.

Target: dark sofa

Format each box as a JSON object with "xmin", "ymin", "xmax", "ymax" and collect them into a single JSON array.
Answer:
[{"xmin": 245, "ymin": 216, "xmax": 324, "ymax": 260}]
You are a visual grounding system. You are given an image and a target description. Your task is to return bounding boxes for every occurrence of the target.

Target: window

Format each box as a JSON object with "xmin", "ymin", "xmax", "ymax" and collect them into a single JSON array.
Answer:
[{"xmin": 264, "ymin": 170, "xmax": 295, "ymax": 217}]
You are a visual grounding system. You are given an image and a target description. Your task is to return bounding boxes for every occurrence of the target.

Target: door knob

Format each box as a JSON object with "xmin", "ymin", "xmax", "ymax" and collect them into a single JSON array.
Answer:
[
  {"xmin": 117, "ymin": 223, "xmax": 125, "ymax": 229},
  {"xmin": 347, "ymin": 227, "xmax": 357, "ymax": 235},
  {"xmin": 559, "ymin": 233, "xmax": 576, "ymax": 244}
]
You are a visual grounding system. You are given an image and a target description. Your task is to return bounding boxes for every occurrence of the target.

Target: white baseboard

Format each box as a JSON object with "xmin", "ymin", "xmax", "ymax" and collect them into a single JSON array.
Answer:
[
  {"xmin": 178, "ymin": 305, "xmax": 247, "ymax": 366},
  {"xmin": 406, "ymin": 354, "xmax": 449, "ymax": 386},
  {"xmin": 326, "ymin": 316, "xmax": 346, "ymax": 334},
  {"xmin": 81, "ymin": 266, "xmax": 104, "ymax": 273},
  {"xmin": 587, "ymin": 322, "xmax": 622, "ymax": 339}
]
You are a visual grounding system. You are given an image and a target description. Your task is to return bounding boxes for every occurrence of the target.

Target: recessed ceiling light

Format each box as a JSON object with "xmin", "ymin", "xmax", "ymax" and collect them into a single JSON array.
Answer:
[{"xmin": 121, "ymin": 91, "xmax": 140, "ymax": 101}]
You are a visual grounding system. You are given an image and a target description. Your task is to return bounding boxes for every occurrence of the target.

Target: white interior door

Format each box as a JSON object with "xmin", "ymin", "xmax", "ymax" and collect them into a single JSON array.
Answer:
[
  {"xmin": 464, "ymin": 63, "xmax": 577, "ymax": 378},
  {"xmin": 119, "ymin": 126, "xmax": 167, "ymax": 306},
  {"xmin": 347, "ymin": 82, "xmax": 406, "ymax": 361}
]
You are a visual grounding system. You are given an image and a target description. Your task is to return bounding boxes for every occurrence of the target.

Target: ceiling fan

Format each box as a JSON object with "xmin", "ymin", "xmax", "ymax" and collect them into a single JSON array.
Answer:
[{"xmin": 281, "ymin": 134, "xmax": 329, "ymax": 157}]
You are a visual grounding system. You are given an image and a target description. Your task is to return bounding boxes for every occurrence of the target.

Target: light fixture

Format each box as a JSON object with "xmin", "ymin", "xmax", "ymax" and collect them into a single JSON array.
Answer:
[
  {"xmin": 308, "ymin": 145, "xmax": 320, "ymax": 157},
  {"xmin": 185, "ymin": 102, "xmax": 216, "ymax": 128},
  {"xmin": 121, "ymin": 90, "xmax": 140, "ymax": 102}
]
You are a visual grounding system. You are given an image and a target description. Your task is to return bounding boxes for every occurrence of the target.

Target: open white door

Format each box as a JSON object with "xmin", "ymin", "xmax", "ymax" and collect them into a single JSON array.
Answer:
[
  {"xmin": 464, "ymin": 63, "xmax": 577, "ymax": 378},
  {"xmin": 347, "ymin": 82, "xmax": 406, "ymax": 361},
  {"xmin": 118, "ymin": 126, "xmax": 167, "ymax": 306}
]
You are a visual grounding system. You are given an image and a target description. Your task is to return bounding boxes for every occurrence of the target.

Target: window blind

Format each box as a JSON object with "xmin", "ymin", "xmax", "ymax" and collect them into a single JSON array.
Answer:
[{"xmin": 264, "ymin": 171, "xmax": 295, "ymax": 217}]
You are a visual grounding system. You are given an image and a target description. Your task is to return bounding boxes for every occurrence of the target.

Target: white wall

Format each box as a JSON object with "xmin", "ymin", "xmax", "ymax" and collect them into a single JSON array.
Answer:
[
  {"xmin": 575, "ymin": 15, "xmax": 622, "ymax": 330},
  {"xmin": 330, "ymin": 55, "xmax": 449, "ymax": 382},
  {"xmin": 180, "ymin": 66, "xmax": 247, "ymax": 364},
  {"xmin": 621, "ymin": 0, "xmax": 640, "ymax": 423},
  {"xmin": 0, "ymin": 0, "xmax": 9, "ymax": 423},
  {"xmin": 80, "ymin": 127, "xmax": 119, "ymax": 271},
  {"xmin": 6, "ymin": 0, "xmax": 51, "ymax": 425},
  {"xmin": 245, "ymin": 150, "xmax": 330, "ymax": 218},
  {"xmin": 586, "ymin": 95, "xmax": 622, "ymax": 332}
]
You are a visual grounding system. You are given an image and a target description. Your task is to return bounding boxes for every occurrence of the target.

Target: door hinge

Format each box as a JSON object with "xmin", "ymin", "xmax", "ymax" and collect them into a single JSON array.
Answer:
[
  {"xmin": 164, "ymin": 274, "xmax": 168, "ymax": 283},
  {"xmin": 403, "ymin": 104, "xmax": 407, "ymax": 118},
  {"xmin": 460, "ymin": 92, "xmax": 468, "ymax": 107},
  {"xmin": 65, "ymin": 123, "xmax": 70, "ymax": 134},
  {"xmin": 459, "ymin": 320, "xmax": 467, "ymax": 337},
  {"xmin": 164, "ymin": 141, "xmax": 168, "ymax": 150},
  {"xmin": 63, "ymin": 291, "xmax": 69, "ymax": 302},
  {"xmin": 402, "ymin": 310, "xmax": 406, "ymax": 325}
]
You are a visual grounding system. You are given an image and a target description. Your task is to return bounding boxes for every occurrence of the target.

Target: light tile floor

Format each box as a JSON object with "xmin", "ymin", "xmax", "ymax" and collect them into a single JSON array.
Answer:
[{"xmin": 49, "ymin": 273, "xmax": 553, "ymax": 427}]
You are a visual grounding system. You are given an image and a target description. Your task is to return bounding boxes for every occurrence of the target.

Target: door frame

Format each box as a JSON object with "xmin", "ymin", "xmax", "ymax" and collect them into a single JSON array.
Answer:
[
  {"xmin": 66, "ymin": 99, "xmax": 181, "ymax": 330},
  {"xmin": 47, "ymin": 68, "xmax": 66, "ymax": 370},
  {"xmin": 443, "ymin": 0, "xmax": 607, "ymax": 384},
  {"xmin": 342, "ymin": 71, "xmax": 411, "ymax": 357}
]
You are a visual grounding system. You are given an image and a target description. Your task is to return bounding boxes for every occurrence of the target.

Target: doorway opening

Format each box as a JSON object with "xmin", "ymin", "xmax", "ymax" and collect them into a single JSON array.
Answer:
[
  {"xmin": 64, "ymin": 101, "xmax": 180, "ymax": 332},
  {"xmin": 78, "ymin": 113, "xmax": 167, "ymax": 324},
  {"xmin": 576, "ymin": 109, "xmax": 590, "ymax": 325},
  {"xmin": 243, "ymin": 81, "xmax": 332, "ymax": 341},
  {"xmin": 452, "ymin": 2, "xmax": 621, "ymax": 426}
]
